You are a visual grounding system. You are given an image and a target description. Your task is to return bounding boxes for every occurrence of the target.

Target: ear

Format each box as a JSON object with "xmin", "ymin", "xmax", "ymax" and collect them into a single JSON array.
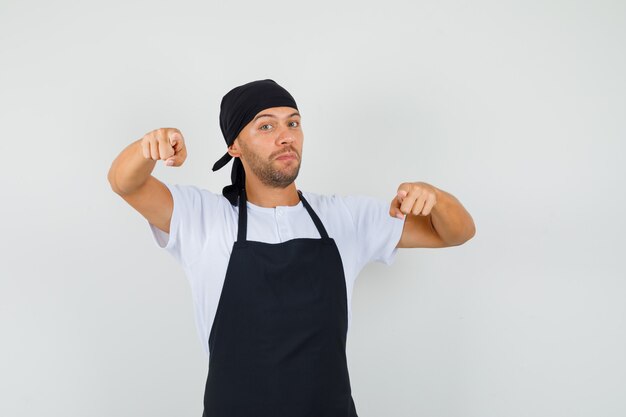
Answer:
[{"xmin": 227, "ymin": 138, "xmax": 242, "ymax": 158}]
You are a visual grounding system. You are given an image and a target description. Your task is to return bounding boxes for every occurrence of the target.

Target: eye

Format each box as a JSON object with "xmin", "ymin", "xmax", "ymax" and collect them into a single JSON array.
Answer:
[
  {"xmin": 289, "ymin": 121, "xmax": 300, "ymax": 127},
  {"xmin": 260, "ymin": 124, "xmax": 272, "ymax": 131}
]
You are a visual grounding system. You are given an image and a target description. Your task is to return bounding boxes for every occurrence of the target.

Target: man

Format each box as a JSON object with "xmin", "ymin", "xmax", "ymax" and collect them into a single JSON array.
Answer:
[{"xmin": 108, "ymin": 79, "xmax": 475, "ymax": 416}]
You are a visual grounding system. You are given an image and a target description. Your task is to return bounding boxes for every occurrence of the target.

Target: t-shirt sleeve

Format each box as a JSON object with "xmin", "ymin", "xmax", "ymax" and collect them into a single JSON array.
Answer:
[
  {"xmin": 148, "ymin": 183, "xmax": 221, "ymax": 267},
  {"xmin": 340, "ymin": 194, "xmax": 405, "ymax": 270}
]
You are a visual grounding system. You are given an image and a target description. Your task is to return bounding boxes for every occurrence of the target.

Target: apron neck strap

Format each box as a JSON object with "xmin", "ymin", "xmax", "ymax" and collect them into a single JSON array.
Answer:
[
  {"xmin": 297, "ymin": 190, "xmax": 329, "ymax": 239},
  {"xmin": 237, "ymin": 187, "xmax": 248, "ymax": 242}
]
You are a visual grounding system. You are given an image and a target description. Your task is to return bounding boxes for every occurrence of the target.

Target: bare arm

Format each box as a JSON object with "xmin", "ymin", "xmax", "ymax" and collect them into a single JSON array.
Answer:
[{"xmin": 107, "ymin": 128, "xmax": 187, "ymax": 234}]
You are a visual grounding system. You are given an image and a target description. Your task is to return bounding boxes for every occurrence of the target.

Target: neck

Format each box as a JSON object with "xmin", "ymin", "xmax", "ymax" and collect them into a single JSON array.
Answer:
[{"xmin": 244, "ymin": 176, "xmax": 300, "ymax": 208}]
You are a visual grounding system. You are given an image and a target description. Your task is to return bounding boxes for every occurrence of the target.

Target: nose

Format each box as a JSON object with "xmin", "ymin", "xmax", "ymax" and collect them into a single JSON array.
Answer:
[{"xmin": 275, "ymin": 124, "xmax": 295, "ymax": 145}]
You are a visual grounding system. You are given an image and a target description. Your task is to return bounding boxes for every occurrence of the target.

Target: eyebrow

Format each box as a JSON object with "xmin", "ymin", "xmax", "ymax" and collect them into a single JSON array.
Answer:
[{"xmin": 253, "ymin": 111, "xmax": 301, "ymax": 122}]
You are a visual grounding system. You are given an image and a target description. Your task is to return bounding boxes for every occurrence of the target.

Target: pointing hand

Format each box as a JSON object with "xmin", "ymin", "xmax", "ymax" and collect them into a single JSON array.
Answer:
[
  {"xmin": 389, "ymin": 182, "xmax": 439, "ymax": 219},
  {"xmin": 140, "ymin": 127, "xmax": 188, "ymax": 167}
]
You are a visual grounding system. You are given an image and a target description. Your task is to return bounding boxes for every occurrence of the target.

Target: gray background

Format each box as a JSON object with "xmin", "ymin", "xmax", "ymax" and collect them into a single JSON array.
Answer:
[{"xmin": 1, "ymin": 0, "xmax": 624, "ymax": 416}]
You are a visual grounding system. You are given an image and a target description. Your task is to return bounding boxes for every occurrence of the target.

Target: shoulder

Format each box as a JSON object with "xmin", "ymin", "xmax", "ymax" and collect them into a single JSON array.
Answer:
[
  {"xmin": 165, "ymin": 183, "xmax": 235, "ymax": 236},
  {"xmin": 299, "ymin": 190, "xmax": 390, "ymax": 231},
  {"xmin": 298, "ymin": 190, "xmax": 402, "ymax": 268},
  {"xmin": 301, "ymin": 189, "xmax": 386, "ymax": 213},
  {"xmin": 299, "ymin": 190, "xmax": 352, "ymax": 217},
  {"xmin": 168, "ymin": 183, "xmax": 221, "ymax": 200},
  {"xmin": 166, "ymin": 183, "xmax": 230, "ymax": 211},
  {"xmin": 299, "ymin": 190, "xmax": 343, "ymax": 207}
]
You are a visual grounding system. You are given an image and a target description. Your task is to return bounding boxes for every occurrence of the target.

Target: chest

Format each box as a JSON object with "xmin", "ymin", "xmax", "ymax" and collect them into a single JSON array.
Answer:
[{"xmin": 230, "ymin": 206, "xmax": 323, "ymax": 243}]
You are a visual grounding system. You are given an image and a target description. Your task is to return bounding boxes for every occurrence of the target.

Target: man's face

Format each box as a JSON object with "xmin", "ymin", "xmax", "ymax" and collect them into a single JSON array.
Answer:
[{"xmin": 229, "ymin": 106, "xmax": 303, "ymax": 188}]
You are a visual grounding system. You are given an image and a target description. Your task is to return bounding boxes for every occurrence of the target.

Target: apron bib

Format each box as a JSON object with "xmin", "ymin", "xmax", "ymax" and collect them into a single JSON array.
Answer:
[{"xmin": 202, "ymin": 187, "xmax": 358, "ymax": 417}]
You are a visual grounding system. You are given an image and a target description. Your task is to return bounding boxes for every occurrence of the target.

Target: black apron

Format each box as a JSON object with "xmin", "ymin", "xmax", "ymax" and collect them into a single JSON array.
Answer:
[{"xmin": 202, "ymin": 187, "xmax": 358, "ymax": 417}]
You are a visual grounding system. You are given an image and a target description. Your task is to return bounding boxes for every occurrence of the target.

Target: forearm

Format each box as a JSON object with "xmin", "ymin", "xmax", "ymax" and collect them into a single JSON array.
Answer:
[
  {"xmin": 108, "ymin": 138, "xmax": 156, "ymax": 195},
  {"xmin": 430, "ymin": 188, "xmax": 476, "ymax": 245}
]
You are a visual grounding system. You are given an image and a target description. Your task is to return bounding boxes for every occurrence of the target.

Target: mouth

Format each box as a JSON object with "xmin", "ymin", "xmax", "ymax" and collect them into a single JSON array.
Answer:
[{"xmin": 275, "ymin": 152, "xmax": 297, "ymax": 161}]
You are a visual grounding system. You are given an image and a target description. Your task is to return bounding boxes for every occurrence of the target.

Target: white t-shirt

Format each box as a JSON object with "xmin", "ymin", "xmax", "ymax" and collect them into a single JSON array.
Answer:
[{"xmin": 148, "ymin": 183, "xmax": 405, "ymax": 357}]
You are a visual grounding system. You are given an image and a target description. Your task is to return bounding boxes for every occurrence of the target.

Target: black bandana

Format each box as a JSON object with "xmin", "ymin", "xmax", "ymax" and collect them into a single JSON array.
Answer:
[{"xmin": 212, "ymin": 79, "xmax": 299, "ymax": 205}]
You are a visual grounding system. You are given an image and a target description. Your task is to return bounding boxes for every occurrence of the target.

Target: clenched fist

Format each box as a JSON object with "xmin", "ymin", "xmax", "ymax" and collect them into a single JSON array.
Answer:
[{"xmin": 141, "ymin": 127, "xmax": 187, "ymax": 167}]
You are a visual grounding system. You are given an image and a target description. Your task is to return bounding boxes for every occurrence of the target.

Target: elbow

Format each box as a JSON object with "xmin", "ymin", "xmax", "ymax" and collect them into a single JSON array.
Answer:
[
  {"xmin": 458, "ymin": 223, "xmax": 476, "ymax": 245},
  {"xmin": 107, "ymin": 165, "xmax": 124, "ymax": 195},
  {"xmin": 447, "ymin": 223, "xmax": 476, "ymax": 247},
  {"xmin": 107, "ymin": 167, "xmax": 118, "ymax": 193},
  {"xmin": 466, "ymin": 220, "xmax": 476, "ymax": 240}
]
